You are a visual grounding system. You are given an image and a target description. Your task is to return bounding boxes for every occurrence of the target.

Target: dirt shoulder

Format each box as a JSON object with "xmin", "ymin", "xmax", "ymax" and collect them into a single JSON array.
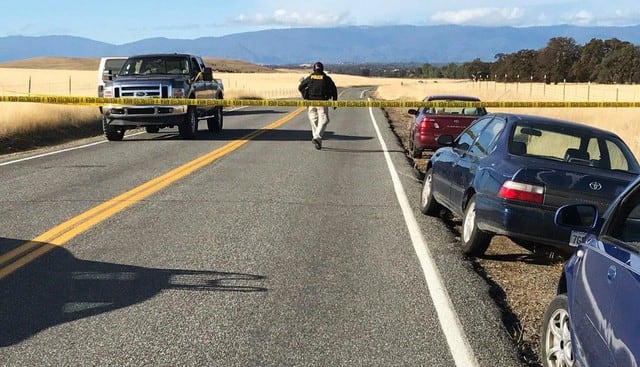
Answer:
[{"xmin": 382, "ymin": 106, "xmax": 566, "ymax": 367}]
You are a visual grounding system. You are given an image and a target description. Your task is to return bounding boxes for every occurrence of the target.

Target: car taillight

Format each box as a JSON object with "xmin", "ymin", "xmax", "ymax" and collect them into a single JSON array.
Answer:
[
  {"xmin": 419, "ymin": 117, "xmax": 439, "ymax": 133},
  {"xmin": 498, "ymin": 180, "xmax": 544, "ymax": 204}
]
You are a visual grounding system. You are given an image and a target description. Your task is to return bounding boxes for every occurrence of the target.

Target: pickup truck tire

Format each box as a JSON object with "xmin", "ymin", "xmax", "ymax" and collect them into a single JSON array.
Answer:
[
  {"xmin": 207, "ymin": 106, "xmax": 223, "ymax": 133},
  {"xmin": 145, "ymin": 126, "xmax": 160, "ymax": 133},
  {"xmin": 102, "ymin": 116, "xmax": 125, "ymax": 141},
  {"xmin": 179, "ymin": 106, "xmax": 198, "ymax": 139}
]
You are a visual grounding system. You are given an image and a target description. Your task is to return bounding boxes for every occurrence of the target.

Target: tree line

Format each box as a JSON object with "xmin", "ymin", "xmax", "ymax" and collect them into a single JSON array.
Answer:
[{"xmin": 326, "ymin": 37, "xmax": 640, "ymax": 84}]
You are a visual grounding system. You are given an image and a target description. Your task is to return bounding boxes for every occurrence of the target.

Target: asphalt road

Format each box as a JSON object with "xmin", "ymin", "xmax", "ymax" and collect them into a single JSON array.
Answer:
[{"xmin": 0, "ymin": 88, "xmax": 525, "ymax": 366}]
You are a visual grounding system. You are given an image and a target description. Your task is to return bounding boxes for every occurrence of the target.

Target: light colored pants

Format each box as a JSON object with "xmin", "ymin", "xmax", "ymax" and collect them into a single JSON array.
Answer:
[{"xmin": 307, "ymin": 105, "xmax": 330, "ymax": 140}]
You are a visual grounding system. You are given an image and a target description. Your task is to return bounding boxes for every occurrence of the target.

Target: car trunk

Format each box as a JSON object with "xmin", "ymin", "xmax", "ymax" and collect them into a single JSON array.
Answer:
[
  {"xmin": 513, "ymin": 165, "xmax": 637, "ymax": 213},
  {"xmin": 434, "ymin": 115, "xmax": 478, "ymax": 136}
]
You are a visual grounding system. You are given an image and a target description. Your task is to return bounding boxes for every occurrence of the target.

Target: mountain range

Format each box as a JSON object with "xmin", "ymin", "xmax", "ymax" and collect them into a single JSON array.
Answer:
[{"xmin": 2, "ymin": 24, "xmax": 640, "ymax": 65}]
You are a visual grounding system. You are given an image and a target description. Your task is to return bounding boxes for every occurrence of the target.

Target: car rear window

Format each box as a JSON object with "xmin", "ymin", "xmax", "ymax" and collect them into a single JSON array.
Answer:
[
  {"xmin": 424, "ymin": 103, "xmax": 485, "ymax": 116},
  {"xmin": 509, "ymin": 123, "xmax": 640, "ymax": 173}
]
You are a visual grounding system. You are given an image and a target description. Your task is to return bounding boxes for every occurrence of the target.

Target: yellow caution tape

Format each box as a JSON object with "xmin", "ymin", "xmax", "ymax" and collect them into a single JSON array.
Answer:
[{"xmin": 1, "ymin": 95, "xmax": 639, "ymax": 108}]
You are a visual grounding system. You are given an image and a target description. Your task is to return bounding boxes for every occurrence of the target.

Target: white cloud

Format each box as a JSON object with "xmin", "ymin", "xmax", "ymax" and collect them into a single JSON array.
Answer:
[
  {"xmin": 233, "ymin": 9, "xmax": 352, "ymax": 27},
  {"xmin": 431, "ymin": 7, "xmax": 524, "ymax": 26},
  {"xmin": 570, "ymin": 10, "xmax": 595, "ymax": 25}
]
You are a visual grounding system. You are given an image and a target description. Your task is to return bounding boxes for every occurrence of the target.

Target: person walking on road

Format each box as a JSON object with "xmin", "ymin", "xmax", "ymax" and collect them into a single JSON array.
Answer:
[{"xmin": 298, "ymin": 61, "xmax": 338, "ymax": 150}]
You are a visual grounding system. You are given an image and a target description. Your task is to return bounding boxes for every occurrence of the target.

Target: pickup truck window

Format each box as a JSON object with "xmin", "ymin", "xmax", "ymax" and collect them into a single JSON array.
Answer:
[{"xmin": 120, "ymin": 56, "xmax": 191, "ymax": 76}]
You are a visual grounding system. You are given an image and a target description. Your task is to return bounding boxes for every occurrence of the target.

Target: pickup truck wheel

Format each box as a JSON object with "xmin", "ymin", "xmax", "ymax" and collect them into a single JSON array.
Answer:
[
  {"xmin": 179, "ymin": 107, "xmax": 197, "ymax": 139},
  {"xmin": 145, "ymin": 126, "xmax": 160, "ymax": 133},
  {"xmin": 207, "ymin": 106, "xmax": 223, "ymax": 133},
  {"xmin": 102, "ymin": 116, "xmax": 124, "ymax": 141}
]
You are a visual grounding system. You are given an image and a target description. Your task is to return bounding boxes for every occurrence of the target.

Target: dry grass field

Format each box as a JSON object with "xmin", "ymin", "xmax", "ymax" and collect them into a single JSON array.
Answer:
[{"xmin": 2, "ymin": 57, "xmax": 640, "ymax": 365}]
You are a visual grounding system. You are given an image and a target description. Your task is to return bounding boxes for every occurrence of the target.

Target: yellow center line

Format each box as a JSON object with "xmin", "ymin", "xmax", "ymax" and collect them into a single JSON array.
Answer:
[{"xmin": 0, "ymin": 108, "xmax": 305, "ymax": 280}]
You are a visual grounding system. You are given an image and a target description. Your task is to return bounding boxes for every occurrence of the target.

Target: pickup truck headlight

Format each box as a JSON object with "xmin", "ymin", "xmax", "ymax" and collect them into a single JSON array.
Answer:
[
  {"xmin": 172, "ymin": 88, "xmax": 185, "ymax": 98},
  {"xmin": 103, "ymin": 87, "xmax": 114, "ymax": 98}
]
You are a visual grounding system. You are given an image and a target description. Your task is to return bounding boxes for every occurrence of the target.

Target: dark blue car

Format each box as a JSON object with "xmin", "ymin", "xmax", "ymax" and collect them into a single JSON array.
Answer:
[
  {"xmin": 419, "ymin": 112, "xmax": 640, "ymax": 256},
  {"xmin": 541, "ymin": 175, "xmax": 640, "ymax": 366}
]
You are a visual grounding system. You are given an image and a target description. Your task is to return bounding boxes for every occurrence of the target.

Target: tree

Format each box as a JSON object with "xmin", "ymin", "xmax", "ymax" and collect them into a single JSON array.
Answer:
[
  {"xmin": 598, "ymin": 42, "xmax": 640, "ymax": 83},
  {"xmin": 537, "ymin": 37, "xmax": 580, "ymax": 83}
]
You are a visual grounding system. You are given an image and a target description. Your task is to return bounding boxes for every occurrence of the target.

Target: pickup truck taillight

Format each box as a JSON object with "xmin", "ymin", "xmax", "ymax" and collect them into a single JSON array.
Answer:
[
  {"xmin": 419, "ymin": 117, "xmax": 440, "ymax": 133},
  {"xmin": 498, "ymin": 180, "xmax": 545, "ymax": 204}
]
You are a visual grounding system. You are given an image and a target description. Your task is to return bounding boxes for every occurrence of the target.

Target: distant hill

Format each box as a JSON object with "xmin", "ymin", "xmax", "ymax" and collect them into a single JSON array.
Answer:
[
  {"xmin": 1, "ymin": 25, "xmax": 639, "ymax": 64},
  {"xmin": 0, "ymin": 56, "xmax": 276, "ymax": 73}
]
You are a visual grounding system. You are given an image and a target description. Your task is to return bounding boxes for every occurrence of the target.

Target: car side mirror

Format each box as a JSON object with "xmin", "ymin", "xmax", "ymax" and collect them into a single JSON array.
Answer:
[
  {"xmin": 554, "ymin": 204, "xmax": 598, "ymax": 230},
  {"xmin": 203, "ymin": 67, "xmax": 213, "ymax": 82},
  {"xmin": 102, "ymin": 69, "xmax": 114, "ymax": 81}
]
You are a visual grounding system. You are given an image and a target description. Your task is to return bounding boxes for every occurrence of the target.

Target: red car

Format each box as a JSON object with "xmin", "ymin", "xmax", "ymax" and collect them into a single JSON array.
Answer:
[{"xmin": 407, "ymin": 95, "xmax": 487, "ymax": 157}]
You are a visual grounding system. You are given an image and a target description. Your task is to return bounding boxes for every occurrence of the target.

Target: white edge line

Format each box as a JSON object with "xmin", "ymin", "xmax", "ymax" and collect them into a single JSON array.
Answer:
[
  {"xmin": 0, "ymin": 106, "xmax": 248, "ymax": 167},
  {"xmin": 367, "ymin": 101, "xmax": 480, "ymax": 367}
]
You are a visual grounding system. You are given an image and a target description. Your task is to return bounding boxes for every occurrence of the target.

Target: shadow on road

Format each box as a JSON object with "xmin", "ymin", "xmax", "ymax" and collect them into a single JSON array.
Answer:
[
  {"xmin": 126, "ymin": 128, "xmax": 374, "ymax": 144},
  {"xmin": 0, "ymin": 238, "xmax": 266, "ymax": 347}
]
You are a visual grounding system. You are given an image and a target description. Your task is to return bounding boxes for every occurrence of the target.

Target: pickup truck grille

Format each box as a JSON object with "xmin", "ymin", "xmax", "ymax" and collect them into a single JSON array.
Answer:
[{"xmin": 114, "ymin": 85, "xmax": 170, "ymax": 98}]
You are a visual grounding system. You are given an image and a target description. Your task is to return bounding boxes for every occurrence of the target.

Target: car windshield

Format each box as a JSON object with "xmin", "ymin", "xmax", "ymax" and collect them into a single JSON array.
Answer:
[
  {"xmin": 509, "ymin": 122, "xmax": 640, "ymax": 173},
  {"xmin": 119, "ymin": 56, "xmax": 191, "ymax": 76}
]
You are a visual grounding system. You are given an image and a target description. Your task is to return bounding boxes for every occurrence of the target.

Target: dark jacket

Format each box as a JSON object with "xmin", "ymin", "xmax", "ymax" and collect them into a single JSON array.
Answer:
[{"xmin": 298, "ymin": 71, "xmax": 338, "ymax": 101}]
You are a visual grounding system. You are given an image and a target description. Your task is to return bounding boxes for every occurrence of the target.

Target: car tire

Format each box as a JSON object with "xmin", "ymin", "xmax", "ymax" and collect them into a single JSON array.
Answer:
[
  {"xmin": 420, "ymin": 168, "xmax": 442, "ymax": 216},
  {"xmin": 540, "ymin": 294, "xmax": 574, "ymax": 367},
  {"xmin": 461, "ymin": 195, "xmax": 491, "ymax": 256},
  {"xmin": 179, "ymin": 106, "xmax": 197, "ymax": 139},
  {"xmin": 207, "ymin": 106, "xmax": 223, "ymax": 133},
  {"xmin": 410, "ymin": 139, "xmax": 422, "ymax": 158},
  {"xmin": 145, "ymin": 126, "xmax": 160, "ymax": 133},
  {"xmin": 102, "ymin": 116, "xmax": 124, "ymax": 141}
]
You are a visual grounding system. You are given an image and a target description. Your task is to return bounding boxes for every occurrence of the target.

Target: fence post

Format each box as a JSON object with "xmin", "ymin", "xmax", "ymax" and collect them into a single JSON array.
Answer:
[
  {"xmin": 28, "ymin": 76, "xmax": 32, "ymax": 96},
  {"xmin": 69, "ymin": 76, "xmax": 71, "ymax": 95}
]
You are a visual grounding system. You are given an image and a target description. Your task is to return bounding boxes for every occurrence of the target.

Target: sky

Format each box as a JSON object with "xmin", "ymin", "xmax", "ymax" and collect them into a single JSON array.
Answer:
[{"xmin": 1, "ymin": 0, "xmax": 639, "ymax": 45}]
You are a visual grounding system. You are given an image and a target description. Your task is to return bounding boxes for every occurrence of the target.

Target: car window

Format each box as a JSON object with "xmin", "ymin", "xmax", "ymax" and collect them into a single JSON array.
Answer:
[
  {"xmin": 455, "ymin": 117, "xmax": 491, "ymax": 152},
  {"xmin": 470, "ymin": 117, "xmax": 506, "ymax": 157},
  {"xmin": 510, "ymin": 122, "xmax": 639, "ymax": 173},
  {"xmin": 608, "ymin": 186, "xmax": 640, "ymax": 250}
]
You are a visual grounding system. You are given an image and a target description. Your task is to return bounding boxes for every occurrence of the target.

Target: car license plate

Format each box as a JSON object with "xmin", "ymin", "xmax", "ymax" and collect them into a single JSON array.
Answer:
[{"xmin": 569, "ymin": 231, "xmax": 588, "ymax": 247}]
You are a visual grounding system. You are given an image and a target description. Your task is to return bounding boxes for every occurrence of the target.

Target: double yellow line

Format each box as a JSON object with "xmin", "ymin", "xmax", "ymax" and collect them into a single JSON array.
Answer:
[{"xmin": 0, "ymin": 108, "xmax": 305, "ymax": 280}]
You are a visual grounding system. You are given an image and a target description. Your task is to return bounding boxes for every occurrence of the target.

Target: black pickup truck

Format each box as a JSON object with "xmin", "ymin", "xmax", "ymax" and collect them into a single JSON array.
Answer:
[{"xmin": 101, "ymin": 53, "xmax": 224, "ymax": 140}]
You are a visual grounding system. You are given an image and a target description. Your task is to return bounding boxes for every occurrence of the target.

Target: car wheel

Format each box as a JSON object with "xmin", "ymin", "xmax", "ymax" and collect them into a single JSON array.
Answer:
[
  {"xmin": 145, "ymin": 126, "xmax": 160, "ymax": 133},
  {"xmin": 540, "ymin": 294, "xmax": 574, "ymax": 367},
  {"xmin": 420, "ymin": 168, "xmax": 442, "ymax": 216},
  {"xmin": 102, "ymin": 116, "xmax": 124, "ymax": 141},
  {"xmin": 461, "ymin": 195, "xmax": 491, "ymax": 256},
  {"xmin": 411, "ymin": 139, "xmax": 422, "ymax": 158},
  {"xmin": 179, "ymin": 107, "xmax": 197, "ymax": 139}
]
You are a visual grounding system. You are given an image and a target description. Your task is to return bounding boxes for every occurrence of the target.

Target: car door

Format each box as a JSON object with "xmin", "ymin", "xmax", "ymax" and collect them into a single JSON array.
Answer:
[
  {"xmin": 572, "ymin": 186, "xmax": 640, "ymax": 366},
  {"xmin": 598, "ymin": 189, "xmax": 640, "ymax": 366},
  {"xmin": 447, "ymin": 117, "xmax": 493, "ymax": 213}
]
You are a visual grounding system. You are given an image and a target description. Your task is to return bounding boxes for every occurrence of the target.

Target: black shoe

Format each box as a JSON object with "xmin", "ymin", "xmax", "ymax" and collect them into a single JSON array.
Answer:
[{"xmin": 313, "ymin": 138, "xmax": 322, "ymax": 150}]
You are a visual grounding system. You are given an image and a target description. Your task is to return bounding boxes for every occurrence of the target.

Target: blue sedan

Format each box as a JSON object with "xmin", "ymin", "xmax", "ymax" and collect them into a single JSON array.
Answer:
[
  {"xmin": 419, "ymin": 112, "xmax": 640, "ymax": 256},
  {"xmin": 541, "ymin": 175, "xmax": 640, "ymax": 366}
]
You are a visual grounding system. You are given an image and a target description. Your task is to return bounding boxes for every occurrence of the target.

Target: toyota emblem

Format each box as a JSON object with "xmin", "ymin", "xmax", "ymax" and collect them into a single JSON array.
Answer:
[{"xmin": 589, "ymin": 181, "xmax": 603, "ymax": 191}]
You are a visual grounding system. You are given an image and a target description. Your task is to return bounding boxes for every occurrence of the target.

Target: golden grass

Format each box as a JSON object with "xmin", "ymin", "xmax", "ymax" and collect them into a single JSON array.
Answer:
[{"xmin": 1, "ymin": 65, "xmax": 640, "ymax": 157}]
